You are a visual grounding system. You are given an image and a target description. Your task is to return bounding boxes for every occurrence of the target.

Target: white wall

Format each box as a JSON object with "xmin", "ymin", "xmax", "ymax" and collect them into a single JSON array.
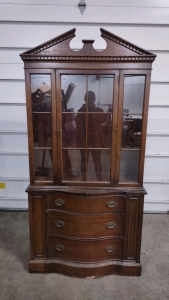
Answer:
[{"xmin": 0, "ymin": 0, "xmax": 169, "ymax": 212}]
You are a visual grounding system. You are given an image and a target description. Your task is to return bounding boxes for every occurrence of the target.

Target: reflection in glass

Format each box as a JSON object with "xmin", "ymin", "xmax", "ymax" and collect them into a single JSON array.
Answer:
[
  {"xmin": 87, "ymin": 114, "xmax": 111, "ymax": 148},
  {"xmin": 61, "ymin": 74, "xmax": 114, "ymax": 183},
  {"xmin": 120, "ymin": 75, "xmax": 145, "ymax": 182},
  {"xmin": 61, "ymin": 75, "xmax": 114, "ymax": 113},
  {"xmin": 61, "ymin": 75, "xmax": 86, "ymax": 113},
  {"xmin": 31, "ymin": 74, "xmax": 52, "ymax": 146},
  {"xmin": 88, "ymin": 75, "xmax": 114, "ymax": 112},
  {"xmin": 33, "ymin": 113, "xmax": 52, "ymax": 147},
  {"xmin": 31, "ymin": 74, "xmax": 51, "ymax": 112},
  {"xmin": 123, "ymin": 75, "xmax": 145, "ymax": 114},
  {"xmin": 62, "ymin": 149, "xmax": 110, "ymax": 182},
  {"xmin": 122, "ymin": 115, "xmax": 142, "ymax": 148},
  {"xmin": 120, "ymin": 150, "xmax": 139, "ymax": 182},
  {"xmin": 87, "ymin": 150, "xmax": 110, "ymax": 182},
  {"xmin": 62, "ymin": 112, "xmax": 77, "ymax": 148},
  {"xmin": 122, "ymin": 75, "xmax": 144, "ymax": 149},
  {"xmin": 34, "ymin": 149, "xmax": 53, "ymax": 181},
  {"xmin": 31, "ymin": 74, "xmax": 52, "ymax": 147},
  {"xmin": 62, "ymin": 150, "xmax": 82, "ymax": 181},
  {"xmin": 31, "ymin": 74, "xmax": 53, "ymax": 181}
]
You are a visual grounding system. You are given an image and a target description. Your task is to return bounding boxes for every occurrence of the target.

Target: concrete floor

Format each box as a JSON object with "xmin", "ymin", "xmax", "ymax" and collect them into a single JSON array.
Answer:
[{"xmin": 0, "ymin": 212, "xmax": 168, "ymax": 300}]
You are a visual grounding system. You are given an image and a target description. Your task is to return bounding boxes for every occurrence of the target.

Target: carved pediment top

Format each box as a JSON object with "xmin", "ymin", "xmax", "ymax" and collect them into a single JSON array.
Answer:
[
  {"xmin": 21, "ymin": 28, "xmax": 76, "ymax": 55},
  {"xmin": 100, "ymin": 28, "xmax": 155, "ymax": 56},
  {"xmin": 20, "ymin": 28, "xmax": 156, "ymax": 61}
]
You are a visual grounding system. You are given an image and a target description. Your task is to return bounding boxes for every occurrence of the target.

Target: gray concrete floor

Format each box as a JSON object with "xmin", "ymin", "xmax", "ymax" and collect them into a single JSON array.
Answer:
[{"xmin": 0, "ymin": 212, "xmax": 168, "ymax": 300}]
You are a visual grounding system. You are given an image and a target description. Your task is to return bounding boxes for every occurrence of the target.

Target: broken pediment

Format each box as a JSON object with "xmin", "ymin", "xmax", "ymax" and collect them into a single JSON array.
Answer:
[{"xmin": 20, "ymin": 28, "xmax": 156, "ymax": 62}]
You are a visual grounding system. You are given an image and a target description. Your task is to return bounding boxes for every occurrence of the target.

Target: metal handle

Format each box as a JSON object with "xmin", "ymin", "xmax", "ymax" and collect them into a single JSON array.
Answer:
[
  {"xmin": 55, "ymin": 220, "xmax": 65, "ymax": 228},
  {"xmin": 106, "ymin": 222, "xmax": 116, "ymax": 229},
  {"xmin": 55, "ymin": 244, "xmax": 65, "ymax": 252},
  {"xmin": 106, "ymin": 201, "xmax": 117, "ymax": 208},
  {"xmin": 105, "ymin": 246, "xmax": 115, "ymax": 253},
  {"xmin": 55, "ymin": 199, "xmax": 65, "ymax": 207}
]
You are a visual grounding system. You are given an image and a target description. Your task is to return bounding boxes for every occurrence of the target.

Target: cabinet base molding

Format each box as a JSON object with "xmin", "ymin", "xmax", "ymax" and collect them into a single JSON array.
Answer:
[{"xmin": 29, "ymin": 259, "xmax": 142, "ymax": 277}]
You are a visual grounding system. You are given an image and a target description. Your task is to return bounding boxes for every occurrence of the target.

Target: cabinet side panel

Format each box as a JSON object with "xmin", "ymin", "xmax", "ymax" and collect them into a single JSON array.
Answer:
[
  {"xmin": 33, "ymin": 195, "xmax": 47, "ymax": 258},
  {"xmin": 28, "ymin": 193, "xmax": 34, "ymax": 259},
  {"xmin": 136, "ymin": 196, "xmax": 144, "ymax": 262},
  {"xmin": 126, "ymin": 197, "xmax": 139, "ymax": 259}
]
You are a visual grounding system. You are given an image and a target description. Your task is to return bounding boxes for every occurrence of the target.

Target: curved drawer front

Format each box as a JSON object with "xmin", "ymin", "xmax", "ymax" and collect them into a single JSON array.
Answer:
[
  {"xmin": 47, "ymin": 236, "xmax": 123, "ymax": 262},
  {"xmin": 47, "ymin": 211, "xmax": 124, "ymax": 238},
  {"xmin": 47, "ymin": 194, "xmax": 125, "ymax": 213}
]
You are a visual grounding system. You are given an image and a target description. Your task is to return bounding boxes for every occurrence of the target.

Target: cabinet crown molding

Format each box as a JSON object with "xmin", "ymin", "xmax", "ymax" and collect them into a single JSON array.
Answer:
[{"xmin": 20, "ymin": 28, "xmax": 156, "ymax": 63}]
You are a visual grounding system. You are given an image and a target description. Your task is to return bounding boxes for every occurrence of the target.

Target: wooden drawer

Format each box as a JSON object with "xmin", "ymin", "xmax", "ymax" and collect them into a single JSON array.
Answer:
[
  {"xmin": 47, "ymin": 194, "xmax": 125, "ymax": 213},
  {"xmin": 47, "ymin": 236, "xmax": 123, "ymax": 262},
  {"xmin": 47, "ymin": 211, "xmax": 124, "ymax": 238}
]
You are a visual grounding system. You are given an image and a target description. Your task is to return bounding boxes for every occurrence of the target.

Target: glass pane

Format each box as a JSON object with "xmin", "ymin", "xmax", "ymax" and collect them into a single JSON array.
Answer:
[
  {"xmin": 34, "ymin": 149, "xmax": 53, "ymax": 181},
  {"xmin": 62, "ymin": 112, "xmax": 77, "ymax": 148},
  {"xmin": 88, "ymin": 75, "xmax": 114, "ymax": 112},
  {"xmin": 31, "ymin": 74, "xmax": 51, "ymax": 112},
  {"xmin": 61, "ymin": 74, "xmax": 114, "ymax": 183},
  {"xmin": 123, "ymin": 75, "xmax": 145, "ymax": 114},
  {"xmin": 120, "ymin": 150, "xmax": 139, "ymax": 182},
  {"xmin": 87, "ymin": 114, "xmax": 111, "ymax": 148},
  {"xmin": 61, "ymin": 75, "xmax": 86, "ymax": 113},
  {"xmin": 120, "ymin": 75, "xmax": 145, "ymax": 183},
  {"xmin": 33, "ymin": 113, "xmax": 52, "ymax": 147},
  {"xmin": 87, "ymin": 150, "xmax": 110, "ymax": 182},
  {"xmin": 31, "ymin": 74, "xmax": 53, "ymax": 181},
  {"xmin": 31, "ymin": 74, "xmax": 52, "ymax": 147},
  {"xmin": 62, "ymin": 149, "xmax": 82, "ymax": 181},
  {"xmin": 122, "ymin": 115, "xmax": 142, "ymax": 148}
]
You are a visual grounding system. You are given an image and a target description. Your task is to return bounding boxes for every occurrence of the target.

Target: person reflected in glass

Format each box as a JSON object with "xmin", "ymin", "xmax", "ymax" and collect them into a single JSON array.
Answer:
[{"xmin": 75, "ymin": 91, "xmax": 107, "ymax": 181}]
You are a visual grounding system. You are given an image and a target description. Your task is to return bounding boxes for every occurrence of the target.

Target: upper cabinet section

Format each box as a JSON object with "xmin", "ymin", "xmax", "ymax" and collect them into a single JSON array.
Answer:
[
  {"xmin": 20, "ymin": 28, "xmax": 156, "ymax": 63},
  {"xmin": 21, "ymin": 28, "xmax": 156, "ymax": 186}
]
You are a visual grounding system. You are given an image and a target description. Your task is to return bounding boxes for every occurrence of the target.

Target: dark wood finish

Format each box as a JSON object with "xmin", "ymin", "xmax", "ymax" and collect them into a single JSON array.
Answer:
[
  {"xmin": 47, "ymin": 211, "xmax": 124, "ymax": 237},
  {"xmin": 29, "ymin": 259, "xmax": 142, "ymax": 277},
  {"xmin": 126, "ymin": 197, "xmax": 139, "ymax": 259},
  {"xmin": 47, "ymin": 194, "xmax": 125, "ymax": 213},
  {"xmin": 47, "ymin": 236, "xmax": 123, "ymax": 261},
  {"xmin": 33, "ymin": 195, "xmax": 47, "ymax": 258},
  {"xmin": 21, "ymin": 28, "xmax": 156, "ymax": 277}
]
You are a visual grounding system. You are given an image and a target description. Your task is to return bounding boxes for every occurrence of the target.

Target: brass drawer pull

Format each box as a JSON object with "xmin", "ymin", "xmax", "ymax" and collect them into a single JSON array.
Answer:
[
  {"xmin": 105, "ymin": 246, "xmax": 115, "ymax": 253},
  {"xmin": 106, "ymin": 201, "xmax": 117, "ymax": 208},
  {"xmin": 55, "ymin": 220, "xmax": 65, "ymax": 228},
  {"xmin": 106, "ymin": 222, "xmax": 116, "ymax": 229},
  {"xmin": 55, "ymin": 244, "xmax": 65, "ymax": 252},
  {"xmin": 55, "ymin": 199, "xmax": 65, "ymax": 207}
]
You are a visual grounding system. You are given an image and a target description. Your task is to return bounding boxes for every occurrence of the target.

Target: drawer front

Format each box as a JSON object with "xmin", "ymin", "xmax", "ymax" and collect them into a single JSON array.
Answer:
[
  {"xmin": 47, "ymin": 211, "xmax": 124, "ymax": 238},
  {"xmin": 47, "ymin": 236, "xmax": 123, "ymax": 262},
  {"xmin": 47, "ymin": 194, "xmax": 125, "ymax": 213}
]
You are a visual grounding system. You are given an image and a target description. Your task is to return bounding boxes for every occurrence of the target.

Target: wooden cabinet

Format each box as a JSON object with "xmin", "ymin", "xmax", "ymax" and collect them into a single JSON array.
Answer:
[{"xmin": 20, "ymin": 28, "xmax": 156, "ymax": 277}]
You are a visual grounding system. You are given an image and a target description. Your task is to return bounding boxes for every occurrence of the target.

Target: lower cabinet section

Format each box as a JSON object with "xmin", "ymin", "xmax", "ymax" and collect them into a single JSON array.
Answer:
[
  {"xmin": 47, "ymin": 237, "xmax": 123, "ymax": 262},
  {"xmin": 28, "ymin": 189, "xmax": 145, "ymax": 277}
]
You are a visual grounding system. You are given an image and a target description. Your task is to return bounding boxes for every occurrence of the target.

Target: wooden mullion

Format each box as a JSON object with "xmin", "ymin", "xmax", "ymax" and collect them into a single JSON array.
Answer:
[
  {"xmin": 85, "ymin": 75, "xmax": 88, "ymax": 182},
  {"xmin": 51, "ymin": 70, "xmax": 57, "ymax": 184},
  {"xmin": 138, "ymin": 71, "xmax": 152, "ymax": 186},
  {"xmin": 115, "ymin": 70, "xmax": 124, "ymax": 184},
  {"xmin": 111, "ymin": 71, "xmax": 119, "ymax": 185},
  {"xmin": 25, "ymin": 70, "xmax": 35, "ymax": 184},
  {"xmin": 56, "ymin": 70, "xmax": 62, "ymax": 185}
]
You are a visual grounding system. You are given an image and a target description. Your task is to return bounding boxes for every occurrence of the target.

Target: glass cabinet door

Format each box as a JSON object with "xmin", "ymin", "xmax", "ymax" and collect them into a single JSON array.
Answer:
[
  {"xmin": 61, "ymin": 74, "xmax": 114, "ymax": 183},
  {"xmin": 120, "ymin": 75, "xmax": 145, "ymax": 182},
  {"xmin": 31, "ymin": 74, "xmax": 53, "ymax": 181}
]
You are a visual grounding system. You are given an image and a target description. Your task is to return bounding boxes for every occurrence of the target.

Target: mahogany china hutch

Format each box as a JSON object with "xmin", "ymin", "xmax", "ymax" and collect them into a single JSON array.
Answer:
[{"xmin": 20, "ymin": 28, "xmax": 156, "ymax": 277}]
